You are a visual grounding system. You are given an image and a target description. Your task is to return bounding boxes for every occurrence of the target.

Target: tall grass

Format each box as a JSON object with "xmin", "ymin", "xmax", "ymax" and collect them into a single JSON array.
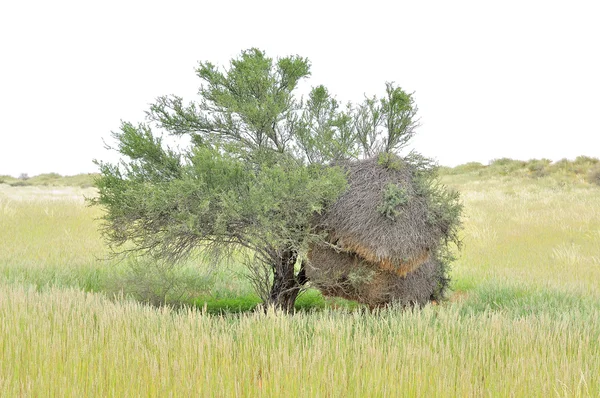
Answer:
[
  {"xmin": 1, "ymin": 284, "xmax": 598, "ymax": 397},
  {"xmin": 0, "ymin": 188, "xmax": 108, "ymax": 290},
  {"xmin": 444, "ymin": 174, "xmax": 600, "ymax": 297},
  {"xmin": 1, "ymin": 166, "xmax": 600, "ymax": 396},
  {"xmin": 0, "ymin": 187, "xmax": 220, "ymax": 304}
]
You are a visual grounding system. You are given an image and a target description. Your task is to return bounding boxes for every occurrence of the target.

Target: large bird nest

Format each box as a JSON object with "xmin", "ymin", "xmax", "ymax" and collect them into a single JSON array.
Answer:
[
  {"xmin": 306, "ymin": 243, "xmax": 446, "ymax": 307},
  {"xmin": 308, "ymin": 154, "xmax": 459, "ymax": 307}
]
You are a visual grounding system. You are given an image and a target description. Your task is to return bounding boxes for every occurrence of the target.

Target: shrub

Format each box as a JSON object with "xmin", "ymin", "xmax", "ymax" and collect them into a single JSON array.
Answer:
[
  {"xmin": 28, "ymin": 173, "xmax": 62, "ymax": 185},
  {"xmin": 573, "ymin": 156, "xmax": 599, "ymax": 175},
  {"xmin": 551, "ymin": 158, "xmax": 575, "ymax": 174},
  {"xmin": 61, "ymin": 174, "xmax": 98, "ymax": 188},
  {"xmin": 489, "ymin": 158, "xmax": 526, "ymax": 175},
  {"xmin": 377, "ymin": 152, "xmax": 404, "ymax": 171},
  {"xmin": 106, "ymin": 257, "xmax": 214, "ymax": 307},
  {"xmin": 377, "ymin": 183, "xmax": 409, "ymax": 221},
  {"xmin": 526, "ymin": 159, "xmax": 551, "ymax": 178},
  {"xmin": 451, "ymin": 162, "xmax": 485, "ymax": 175},
  {"xmin": 437, "ymin": 166, "xmax": 453, "ymax": 176},
  {"xmin": 588, "ymin": 165, "xmax": 600, "ymax": 186},
  {"xmin": 9, "ymin": 181, "xmax": 30, "ymax": 187},
  {"xmin": 574, "ymin": 155, "xmax": 599, "ymax": 166}
]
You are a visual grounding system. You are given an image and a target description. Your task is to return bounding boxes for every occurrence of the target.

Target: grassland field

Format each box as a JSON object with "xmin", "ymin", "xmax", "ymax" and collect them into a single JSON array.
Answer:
[{"xmin": 1, "ymin": 157, "xmax": 599, "ymax": 396}]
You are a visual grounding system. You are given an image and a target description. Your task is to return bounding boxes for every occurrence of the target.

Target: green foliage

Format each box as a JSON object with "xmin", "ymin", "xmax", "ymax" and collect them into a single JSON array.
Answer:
[
  {"xmin": 441, "ymin": 162, "xmax": 484, "ymax": 175},
  {"xmin": 354, "ymin": 83, "xmax": 419, "ymax": 158},
  {"xmin": 61, "ymin": 174, "xmax": 98, "ymax": 188},
  {"xmin": 93, "ymin": 48, "xmax": 427, "ymax": 309},
  {"xmin": 36, "ymin": 172, "xmax": 61, "ymax": 179},
  {"xmin": 573, "ymin": 155, "xmax": 599, "ymax": 168},
  {"xmin": 430, "ymin": 245, "xmax": 455, "ymax": 301},
  {"xmin": 489, "ymin": 158, "xmax": 527, "ymax": 175},
  {"xmin": 149, "ymin": 48, "xmax": 311, "ymax": 155},
  {"xmin": 3, "ymin": 173, "xmax": 31, "ymax": 187},
  {"xmin": 526, "ymin": 159, "xmax": 551, "ymax": 178},
  {"xmin": 0, "ymin": 175, "xmax": 12, "ymax": 184},
  {"xmin": 295, "ymin": 86, "xmax": 357, "ymax": 163},
  {"xmin": 588, "ymin": 164, "xmax": 600, "ymax": 186},
  {"xmin": 27, "ymin": 173, "xmax": 63, "ymax": 186},
  {"xmin": 377, "ymin": 183, "xmax": 409, "ymax": 221},
  {"xmin": 381, "ymin": 83, "xmax": 420, "ymax": 153},
  {"xmin": 190, "ymin": 289, "xmax": 354, "ymax": 314},
  {"xmin": 195, "ymin": 294, "xmax": 261, "ymax": 314},
  {"xmin": 95, "ymin": 146, "xmax": 347, "ymax": 263},
  {"xmin": 552, "ymin": 156, "xmax": 599, "ymax": 176},
  {"xmin": 9, "ymin": 180, "xmax": 30, "ymax": 187},
  {"xmin": 107, "ymin": 257, "xmax": 213, "ymax": 307},
  {"xmin": 0, "ymin": 175, "xmax": 17, "ymax": 185},
  {"xmin": 377, "ymin": 152, "xmax": 404, "ymax": 170},
  {"xmin": 414, "ymin": 172, "xmax": 462, "ymax": 247}
]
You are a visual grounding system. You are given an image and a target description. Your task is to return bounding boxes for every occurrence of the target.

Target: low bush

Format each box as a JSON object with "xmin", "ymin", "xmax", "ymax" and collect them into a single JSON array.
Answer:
[
  {"xmin": 28, "ymin": 173, "xmax": 62, "ymax": 186},
  {"xmin": 573, "ymin": 155, "xmax": 599, "ymax": 166},
  {"xmin": 61, "ymin": 174, "xmax": 98, "ymax": 188},
  {"xmin": 452, "ymin": 162, "xmax": 485, "ymax": 174},
  {"xmin": 573, "ymin": 156, "xmax": 599, "ymax": 175},
  {"xmin": 440, "ymin": 162, "xmax": 485, "ymax": 176},
  {"xmin": 9, "ymin": 180, "xmax": 30, "ymax": 187},
  {"xmin": 550, "ymin": 157, "xmax": 600, "ymax": 176},
  {"xmin": 526, "ymin": 159, "xmax": 551, "ymax": 178},
  {"xmin": 588, "ymin": 165, "xmax": 600, "ymax": 186},
  {"xmin": 106, "ymin": 257, "xmax": 215, "ymax": 307},
  {"xmin": 489, "ymin": 158, "xmax": 527, "ymax": 175},
  {"xmin": 0, "ymin": 175, "xmax": 18, "ymax": 185}
]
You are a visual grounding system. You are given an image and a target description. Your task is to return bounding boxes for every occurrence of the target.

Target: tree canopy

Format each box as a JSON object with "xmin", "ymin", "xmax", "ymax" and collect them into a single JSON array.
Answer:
[{"xmin": 93, "ymin": 48, "xmax": 457, "ymax": 311}]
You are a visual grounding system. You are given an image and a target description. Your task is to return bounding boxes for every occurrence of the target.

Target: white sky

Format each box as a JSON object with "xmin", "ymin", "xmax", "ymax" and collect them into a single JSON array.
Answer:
[{"xmin": 1, "ymin": 0, "xmax": 599, "ymax": 177}]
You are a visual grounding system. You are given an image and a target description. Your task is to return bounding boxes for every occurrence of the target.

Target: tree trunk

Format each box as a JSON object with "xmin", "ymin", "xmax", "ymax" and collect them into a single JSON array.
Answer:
[{"xmin": 267, "ymin": 250, "xmax": 306, "ymax": 312}]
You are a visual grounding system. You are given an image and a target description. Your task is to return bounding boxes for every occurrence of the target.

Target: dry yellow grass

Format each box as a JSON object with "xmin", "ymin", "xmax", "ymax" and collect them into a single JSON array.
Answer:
[
  {"xmin": 1, "ymin": 284, "xmax": 598, "ymax": 397},
  {"xmin": 446, "ymin": 175, "xmax": 600, "ymax": 297}
]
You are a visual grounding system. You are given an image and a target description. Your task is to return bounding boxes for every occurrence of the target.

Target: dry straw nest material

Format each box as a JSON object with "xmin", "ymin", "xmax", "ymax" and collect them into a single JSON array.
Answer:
[
  {"xmin": 307, "ymin": 243, "xmax": 446, "ymax": 307},
  {"xmin": 308, "ymin": 154, "xmax": 460, "ymax": 307}
]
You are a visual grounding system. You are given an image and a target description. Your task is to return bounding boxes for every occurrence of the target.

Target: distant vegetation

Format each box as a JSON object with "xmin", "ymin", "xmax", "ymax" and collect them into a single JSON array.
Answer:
[
  {"xmin": 439, "ymin": 155, "xmax": 600, "ymax": 181},
  {"xmin": 2, "ymin": 156, "xmax": 599, "ymax": 189},
  {"xmin": 0, "ymin": 173, "xmax": 98, "ymax": 188}
]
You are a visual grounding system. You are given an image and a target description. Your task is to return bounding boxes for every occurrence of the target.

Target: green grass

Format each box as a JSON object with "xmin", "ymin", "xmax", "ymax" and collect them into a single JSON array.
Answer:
[
  {"xmin": 1, "ymin": 162, "xmax": 600, "ymax": 396},
  {"xmin": 192, "ymin": 290, "xmax": 358, "ymax": 314}
]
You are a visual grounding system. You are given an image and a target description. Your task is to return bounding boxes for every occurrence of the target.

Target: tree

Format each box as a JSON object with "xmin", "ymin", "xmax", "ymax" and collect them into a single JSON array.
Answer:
[{"xmin": 93, "ymin": 48, "xmax": 438, "ymax": 311}]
